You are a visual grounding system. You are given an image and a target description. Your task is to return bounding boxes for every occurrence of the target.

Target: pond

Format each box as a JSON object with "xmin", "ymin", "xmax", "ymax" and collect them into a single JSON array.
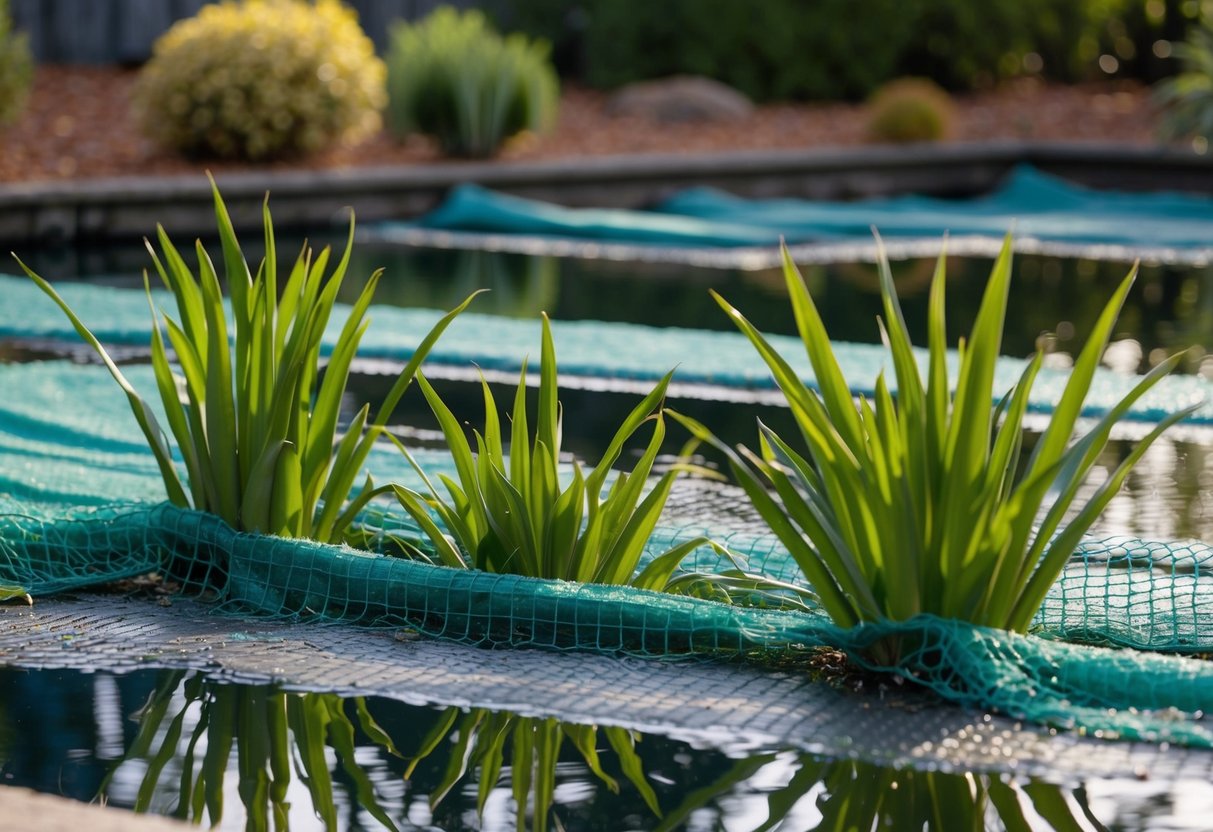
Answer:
[
  {"xmin": 3, "ymin": 238, "xmax": 1212, "ymax": 830},
  {"xmin": 2, "ymin": 666, "xmax": 1211, "ymax": 831}
]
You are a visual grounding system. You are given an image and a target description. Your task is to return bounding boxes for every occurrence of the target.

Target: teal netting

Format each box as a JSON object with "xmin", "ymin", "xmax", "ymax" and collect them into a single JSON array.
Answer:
[
  {"xmin": 1, "ymin": 360, "xmax": 1212, "ymax": 749},
  {"xmin": 3, "ymin": 274, "xmax": 1211, "ymax": 425},
  {"xmin": 401, "ymin": 165, "xmax": 1213, "ymax": 251}
]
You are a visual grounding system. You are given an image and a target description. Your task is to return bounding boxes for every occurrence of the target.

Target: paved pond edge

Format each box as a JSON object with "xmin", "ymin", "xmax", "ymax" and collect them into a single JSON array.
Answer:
[{"xmin": 2, "ymin": 142, "xmax": 1211, "ymax": 246}]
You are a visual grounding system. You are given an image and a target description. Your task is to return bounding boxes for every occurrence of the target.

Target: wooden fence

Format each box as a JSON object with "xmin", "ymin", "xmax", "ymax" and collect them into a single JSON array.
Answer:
[{"xmin": 10, "ymin": 0, "xmax": 480, "ymax": 63}]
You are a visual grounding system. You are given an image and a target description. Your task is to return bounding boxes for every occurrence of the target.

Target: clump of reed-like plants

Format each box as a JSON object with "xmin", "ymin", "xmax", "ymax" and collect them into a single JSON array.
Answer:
[
  {"xmin": 390, "ymin": 313, "xmax": 721, "ymax": 590},
  {"xmin": 386, "ymin": 6, "xmax": 559, "ymax": 158},
  {"xmin": 0, "ymin": 0, "xmax": 32, "ymax": 127},
  {"xmin": 15, "ymin": 177, "xmax": 477, "ymax": 544},
  {"xmin": 1155, "ymin": 15, "xmax": 1213, "ymax": 145},
  {"xmin": 674, "ymin": 237, "xmax": 1192, "ymax": 660}
]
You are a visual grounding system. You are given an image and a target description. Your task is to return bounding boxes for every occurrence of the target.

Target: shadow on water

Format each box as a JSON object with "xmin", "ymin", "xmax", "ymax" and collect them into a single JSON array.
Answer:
[{"xmin": 3, "ymin": 666, "xmax": 1202, "ymax": 831}]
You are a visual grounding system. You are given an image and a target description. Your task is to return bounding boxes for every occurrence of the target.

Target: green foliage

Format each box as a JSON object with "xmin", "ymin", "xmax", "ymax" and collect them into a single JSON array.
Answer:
[
  {"xmin": 0, "ymin": 0, "xmax": 32, "ymax": 126},
  {"xmin": 1156, "ymin": 15, "xmax": 1213, "ymax": 142},
  {"xmin": 498, "ymin": 0, "xmax": 1150, "ymax": 100},
  {"xmin": 408, "ymin": 707, "xmax": 660, "ymax": 832},
  {"xmin": 133, "ymin": 0, "xmax": 386, "ymax": 161},
  {"xmin": 16, "ymin": 178, "xmax": 478, "ymax": 543},
  {"xmin": 866, "ymin": 78, "xmax": 953, "ymax": 143},
  {"xmin": 391, "ymin": 313, "xmax": 718, "ymax": 589},
  {"xmin": 578, "ymin": 0, "xmax": 910, "ymax": 101},
  {"xmin": 673, "ymin": 238, "xmax": 1191, "ymax": 660},
  {"xmin": 386, "ymin": 6, "xmax": 559, "ymax": 158}
]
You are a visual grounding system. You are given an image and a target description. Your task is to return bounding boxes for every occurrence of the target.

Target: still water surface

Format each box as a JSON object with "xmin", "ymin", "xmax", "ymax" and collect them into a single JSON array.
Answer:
[
  {"xmin": 2, "ymin": 667, "xmax": 1210, "ymax": 831},
  {"xmin": 5, "ymin": 241, "xmax": 1213, "ymax": 829}
]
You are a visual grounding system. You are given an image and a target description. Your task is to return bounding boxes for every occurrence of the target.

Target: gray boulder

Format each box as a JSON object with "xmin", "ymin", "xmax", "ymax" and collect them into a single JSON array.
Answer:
[{"xmin": 605, "ymin": 75, "xmax": 755, "ymax": 123}]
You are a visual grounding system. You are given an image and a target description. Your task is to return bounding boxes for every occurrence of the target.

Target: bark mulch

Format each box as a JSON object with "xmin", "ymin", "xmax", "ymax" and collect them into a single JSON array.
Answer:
[{"xmin": 0, "ymin": 65, "xmax": 1167, "ymax": 185}]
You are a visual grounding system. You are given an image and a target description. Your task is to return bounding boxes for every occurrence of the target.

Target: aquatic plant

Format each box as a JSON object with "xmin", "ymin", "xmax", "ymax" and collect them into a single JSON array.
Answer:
[
  {"xmin": 386, "ymin": 6, "xmax": 558, "ymax": 158},
  {"xmin": 0, "ymin": 0, "xmax": 32, "ymax": 126},
  {"xmin": 673, "ymin": 237, "xmax": 1192, "ymax": 654},
  {"xmin": 133, "ymin": 0, "xmax": 386, "ymax": 160},
  {"xmin": 389, "ymin": 313, "xmax": 786, "ymax": 598},
  {"xmin": 16, "ymin": 178, "xmax": 477, "ymax": 543}
]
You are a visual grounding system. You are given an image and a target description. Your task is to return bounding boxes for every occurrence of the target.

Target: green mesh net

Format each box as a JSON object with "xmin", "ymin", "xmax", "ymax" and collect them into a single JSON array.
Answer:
[{"xmin": 1, "ymin": 359, "xmax": 1212, "ymax": 750}]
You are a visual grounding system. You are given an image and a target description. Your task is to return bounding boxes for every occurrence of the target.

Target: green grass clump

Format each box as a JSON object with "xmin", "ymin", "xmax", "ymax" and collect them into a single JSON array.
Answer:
[
  {"xmin": 16, "ymin": 177, "xmax": 477, "ymax": 544},
  {"xmin": 866, "ymin": 77, "xmax": 952, "ymax": 144},
  {"xmin": 386, "ymin": 6, "xmax": 558, "ymax": 158},
  {"xmin": 0, "ymin": 0, "xmax": 32, "ymax": 126},
  {"xmin": 1155, "ymin": 16, "xmax": 1213, "ymax": 145},
  {"xmin": 133, "ymin": 0, "xmax": 386, "ymax": 161},
  {"xmin": 674, "ymin": 237, "xmax": 1191, "ymax": 660},
  {"xmin": 391, "ymin": 313, "xmax": 732, "ymax": 592}
]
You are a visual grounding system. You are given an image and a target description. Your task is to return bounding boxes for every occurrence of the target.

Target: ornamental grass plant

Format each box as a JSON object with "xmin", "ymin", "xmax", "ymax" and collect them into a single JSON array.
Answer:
[
  {"xmin": 673, "ymin": 237, "xmax": 1192, "ymax": 660},
  {"xmin": 0, "ymin": 0, "xmax": 32, "ymax": 126},
  {"xmin": 390, "ymin": 313, "xmax": 793, "ymax": 599},
  {"xmin": 16, "ymin": 178, "xmax": 477, "ymax": 544},
  {"xmin": 386, "ymin": 6, "xmax": 559, "ymax": 158}
]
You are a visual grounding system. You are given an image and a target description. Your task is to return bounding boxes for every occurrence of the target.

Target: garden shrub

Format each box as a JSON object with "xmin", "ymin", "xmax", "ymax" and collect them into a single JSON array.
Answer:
[
  {"xmin": 494, "ymin": 0, "xmax": 1158, "ymax": 100},
  {"xmin": 866, "ymin": 78, "xmax": 953, "ymax": 143},
  {"xmin": 1155, "ymin": 14, "xmax": 1213, "ymax": 143},
  {"xmin": 133, "ymin": 0, "xmax": 386, "ymax": 161},
  {"xmin": 0, "ymin": 0, "xmax": 32, "ymax": 126},
  {"xmin": 386, "ymin": 6, "xmax": 558, "ymax": 158}
]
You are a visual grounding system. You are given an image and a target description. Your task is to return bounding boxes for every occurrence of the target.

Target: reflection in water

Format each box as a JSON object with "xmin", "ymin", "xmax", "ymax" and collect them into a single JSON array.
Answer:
[
  {"xmin": 21, "ymin": 238, "xmax": 1213, "ymax": 365},
  {"xmin": 0, "ymin": 666, "xmax": 1205, "ymax": 830}
]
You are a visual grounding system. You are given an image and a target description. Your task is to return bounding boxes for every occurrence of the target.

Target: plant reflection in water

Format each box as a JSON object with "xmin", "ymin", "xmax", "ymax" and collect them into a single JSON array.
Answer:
[{"xmin": 106, "ymin": 671, "xmax": 1106, "ymax": 832}]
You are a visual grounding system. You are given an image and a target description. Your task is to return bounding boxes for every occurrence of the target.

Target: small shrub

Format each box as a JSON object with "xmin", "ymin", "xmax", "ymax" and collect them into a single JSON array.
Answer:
[
  {"xmin": 866, "ymin": 78, "xmax": 953, "ymax": 143},
  {"xmin": 0, "ymin": 0, "xmax": 32, "ymax": 126},
  {"xmin": 16, "ymin": 178, "xmax": 478, "ymax": 544},
  {"xmin": 673, "ymin": 238, "xmax": 1191, "ymax": 663},
  {"xmin": 133, "ymin": 0, "xmax": 386, "ymax": 161},
  {"xmin": 386, "ymin": 6, "xmax": 558, "ymax": 158},
  {"xmin": 1155, "ymin": 16, "xmax": 1213, "ymax": 143}
]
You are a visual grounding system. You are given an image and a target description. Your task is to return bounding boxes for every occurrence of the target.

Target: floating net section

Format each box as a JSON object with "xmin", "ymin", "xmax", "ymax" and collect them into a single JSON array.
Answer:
[
  {"xmin": 0, "ymin": 360, "xmax": 1212, "ymax": 750},
  {"xmin": 3, "ymin": 274, "xmax": 1211, "ymax": 425},
  {"xmin": 399, "ymin": 166, "xmax": 1213, "ymax": 252}
]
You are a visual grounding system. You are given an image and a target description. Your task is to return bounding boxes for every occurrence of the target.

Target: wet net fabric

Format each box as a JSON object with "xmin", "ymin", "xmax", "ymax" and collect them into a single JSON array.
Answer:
[
  {"xmin": 0, "ymin": 360, "xmax": 1211, "ymax": 750},
  {"xmin": 3, "ymin": 274, "xmax": 1211, "ymax": 426},
  {"xmin": 400, "ymin": 166, "xmax": 1213, "ymax": 252}
]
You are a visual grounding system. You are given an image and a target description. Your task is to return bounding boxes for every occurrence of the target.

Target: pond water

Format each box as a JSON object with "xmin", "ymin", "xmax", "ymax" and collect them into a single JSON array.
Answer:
[
  {"xmin": 2, "ymin": 666, "xmax": 1211, "ymax": 832},
  {"xmin": 4, "ymin": 239, "xmax": 1213, "ymax": 829}
]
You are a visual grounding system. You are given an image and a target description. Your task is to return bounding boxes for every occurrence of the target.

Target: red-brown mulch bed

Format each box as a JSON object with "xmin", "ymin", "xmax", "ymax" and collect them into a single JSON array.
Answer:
[{"xmin": 0, "ymin": 65, "xmax": 1166, "ymax": 185}]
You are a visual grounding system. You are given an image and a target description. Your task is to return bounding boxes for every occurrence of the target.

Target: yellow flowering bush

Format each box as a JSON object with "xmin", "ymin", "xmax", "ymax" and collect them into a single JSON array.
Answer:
[{"xmin": 134, "ymin": 0, "xmax": 386, "ymax": 160}]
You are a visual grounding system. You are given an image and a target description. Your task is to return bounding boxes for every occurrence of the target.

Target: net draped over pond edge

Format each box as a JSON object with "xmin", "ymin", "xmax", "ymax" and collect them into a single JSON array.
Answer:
[
  {"xmin": 0, "ymin": 361, "xmax": 1211, "ymax": 749},
  {"xmin": 2, "ymin": 274, "xmax": 1210, "ymax": 425},
  {"xmin": 393, "ymin": 165, "xmax": 1213, "ymax": 252}
]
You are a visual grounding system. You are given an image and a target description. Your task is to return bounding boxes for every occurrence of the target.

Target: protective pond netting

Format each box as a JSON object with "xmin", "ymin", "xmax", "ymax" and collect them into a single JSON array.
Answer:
[
  {"xmin": 3, "ymin": 274, "xmax": 1212, "ymax": 425},
  {"xmin": 1, "ymin": 360, "xmax": 1212, "ymax": 751},
  {"xmin": 368, "ymin": 165, "xmax": 1213, "ymax": 265}
]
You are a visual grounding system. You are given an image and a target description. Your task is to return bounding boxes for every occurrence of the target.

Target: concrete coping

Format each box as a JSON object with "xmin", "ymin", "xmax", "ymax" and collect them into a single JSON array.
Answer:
[{"xmin": 1, "ymin": 141, "xmax": 1211, "ymax": 246}]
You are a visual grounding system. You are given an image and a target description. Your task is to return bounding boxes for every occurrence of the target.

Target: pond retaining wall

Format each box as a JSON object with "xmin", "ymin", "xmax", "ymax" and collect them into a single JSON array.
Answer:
[{"xmin": 1, "ymin": 143, "xmax": 1212, "ymax": 247}]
